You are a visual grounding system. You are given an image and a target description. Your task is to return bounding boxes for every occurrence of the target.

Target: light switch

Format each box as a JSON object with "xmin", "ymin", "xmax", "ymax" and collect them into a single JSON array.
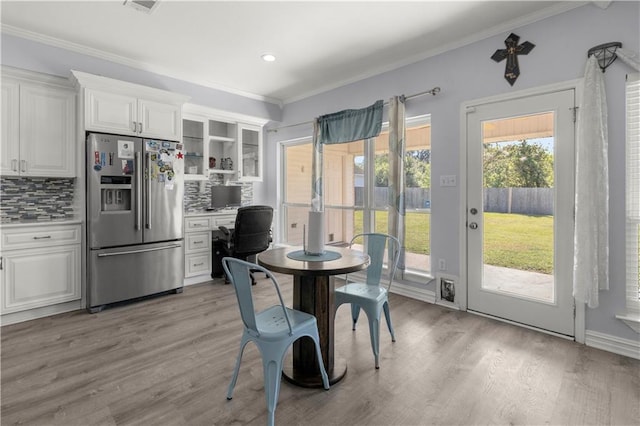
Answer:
[{"xmin": 440, "ymin": 175, "xmax": 457, "ymax": 187}]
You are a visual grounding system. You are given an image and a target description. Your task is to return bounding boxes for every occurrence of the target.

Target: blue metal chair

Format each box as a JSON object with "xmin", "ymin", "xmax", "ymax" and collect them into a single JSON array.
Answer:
[
  {"xmin": 222, "ymin": 257, "xmax": 329, "ymax": 426},
  {"xmin": 335, "ymin": 233, "xmax": 401, "ymax": 369}
]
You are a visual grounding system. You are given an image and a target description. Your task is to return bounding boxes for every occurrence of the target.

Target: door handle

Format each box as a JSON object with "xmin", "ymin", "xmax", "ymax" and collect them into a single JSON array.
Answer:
[
  {"xmin": 145, "ymin": 152, "xmax": 151, "ymax": 229},
  {"xmin": 138, "ymin": 122, "xmax": 143, "ymax": 134},
  {"xmin": 135, "ymin": 151, "xmax": 141, "ymax": 230},
  {"xmin": 20, "ymin": 160, "xmax": 27, "ymax": 172},
  {"xmin": 11, "ymin": 159, "xmax": 17, "ymax": 172},
  {"xmin": 469, "ymin": 222, "xmax": 478, "ymax": 229},
  {"xmin": 132, "ymin": 121, "xmax": 137, "ymax": 132}
]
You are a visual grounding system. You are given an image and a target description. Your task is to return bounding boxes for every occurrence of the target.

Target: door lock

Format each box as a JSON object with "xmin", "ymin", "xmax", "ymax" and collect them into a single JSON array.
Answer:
[
  {"xmin": 470, "ymin": 208, "xmax": 478, "ymax": 215},
  {"xmin": 469, "ymin": 222, "xmax": 478, "ymax": 229}
]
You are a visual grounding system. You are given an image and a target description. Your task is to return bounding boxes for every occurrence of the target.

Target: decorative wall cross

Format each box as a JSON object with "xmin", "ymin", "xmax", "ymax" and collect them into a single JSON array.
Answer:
[{"xmin": 491, "ymin": 33, "xmax": 535, "ymax": 86}]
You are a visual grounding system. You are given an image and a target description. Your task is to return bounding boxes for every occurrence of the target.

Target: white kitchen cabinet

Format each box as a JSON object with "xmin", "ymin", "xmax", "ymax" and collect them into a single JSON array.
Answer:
[
  {"xmin": 1, "ymin": 67, "xmax": 76, "ymax": 177},
  {"xmin": 183, "ymin": 212, "xmax": 236, "ymax": 283},
  {"xmin": 72, "ymin": 70, "xmax": 189, "ymax": 142},
  {"xmin": 182, "ymin": 104, "xmax": 267, "ymax": 182},
  {"xmin": 237, "ymin": 123, "xmax": 263, "ymax": 182},
  {"xmin": 85, "ymin": 89, "xmax": 182, "ymax": 140},
  {"xmin": 184, "ymin": 216, "xmax": 213, "ymax": 278},
  {"xmin": 0, "ymin": 223, "xmax": 81, "ymax": 316}
]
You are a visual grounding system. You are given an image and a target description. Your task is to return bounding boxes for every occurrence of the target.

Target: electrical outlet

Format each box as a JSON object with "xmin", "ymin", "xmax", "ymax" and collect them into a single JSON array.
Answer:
[
  {"xmin": 439, "ymin": 175, "xmax": 457, "ymax": 187},
  {"xmin": 438, "ymin": 258, "xmax": 446, "ymax": 270}
]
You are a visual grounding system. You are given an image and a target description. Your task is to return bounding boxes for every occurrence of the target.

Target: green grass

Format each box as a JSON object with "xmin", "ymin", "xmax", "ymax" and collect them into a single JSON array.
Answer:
[
  {"xmin": 354, "ymin": 210, "xmax": 553, "ymax": 274},
  {"xmin": 484, "ymin": 212, "xmax": 553, "ymax": 274}
]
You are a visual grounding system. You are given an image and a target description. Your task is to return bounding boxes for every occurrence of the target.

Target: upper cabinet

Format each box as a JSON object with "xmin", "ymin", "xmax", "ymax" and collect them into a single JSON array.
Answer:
[
  {"xmin": 1, "ymin": 67, "xmax": 76, "ymax": 177},
  {"xmin": 72, "ymin": 70, "xmax": 189, "ymax": 142},
  {"xmin": 237, "ymin": 123, "xmax": 262, "ymax": 182},
  {"xmin": 182, "ymin": 104, "xmax": 267, "ymax": 182}
]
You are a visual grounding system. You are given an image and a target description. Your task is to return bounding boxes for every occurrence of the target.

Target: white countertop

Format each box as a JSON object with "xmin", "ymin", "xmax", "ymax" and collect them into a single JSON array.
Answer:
[
  {"xmin": 0, "ymin": 219, "xmax": 82, "ymax": 228},
  {"xmin": 184, "ymin": 209, "xmax": 238, "ymax": 217}
]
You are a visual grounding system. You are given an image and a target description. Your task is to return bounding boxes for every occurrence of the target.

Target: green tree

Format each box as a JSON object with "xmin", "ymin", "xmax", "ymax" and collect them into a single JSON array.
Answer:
[
  {"xmin": 483, "ymin": 140, "xmax": 553, "ymax": 188},
  {"xmin": 372, "ymin": 149, "xmax": 431, "ymax": 188}
]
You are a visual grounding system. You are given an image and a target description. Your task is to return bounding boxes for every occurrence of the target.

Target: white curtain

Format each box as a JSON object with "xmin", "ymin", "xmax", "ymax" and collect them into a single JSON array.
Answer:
[{"xmin": 573, "ymin": 55, "xmax": 609, "ymax": 308}]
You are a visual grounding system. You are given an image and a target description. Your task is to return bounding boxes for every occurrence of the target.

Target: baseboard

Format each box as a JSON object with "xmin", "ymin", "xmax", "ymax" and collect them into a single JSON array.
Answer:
[
  {"xmin": 1, "ymin": 300, "xmax": 82, "ymax": 326},
  {"xmin": 585, "ymin": 330, "xmax": 640, "ymax": 360},
  {"xmin": 389, "ymin": 281, "xmax": 436, "ymax": 303}
]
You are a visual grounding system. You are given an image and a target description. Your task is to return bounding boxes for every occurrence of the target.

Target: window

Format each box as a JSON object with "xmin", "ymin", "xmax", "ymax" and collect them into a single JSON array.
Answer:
[
  {"xmin": 280, "ymin": 115, "xmax": 431, "ymax": 278},
  {"xmin": 626, "ymin": 73, "xmax": 640, "ymax": 310}
]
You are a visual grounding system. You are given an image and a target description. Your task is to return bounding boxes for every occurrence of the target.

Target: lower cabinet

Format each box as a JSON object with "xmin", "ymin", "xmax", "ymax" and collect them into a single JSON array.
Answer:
[
  {"xmin": 184, "ymin": 213, "xmax": 236, "ymax": 283},
  {"xmin": 0, "ymin": 223, "xmax": 81, "ymax": 318}
]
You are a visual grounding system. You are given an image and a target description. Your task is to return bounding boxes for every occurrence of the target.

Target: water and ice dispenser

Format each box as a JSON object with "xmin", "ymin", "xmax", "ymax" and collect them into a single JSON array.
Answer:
[{"xmin": 100, "ymin": 176, "xmax": 132, "ymax": 212}]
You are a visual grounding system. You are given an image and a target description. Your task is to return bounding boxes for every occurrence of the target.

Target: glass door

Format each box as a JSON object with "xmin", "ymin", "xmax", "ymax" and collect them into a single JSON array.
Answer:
[{"xmin": 466, "ymin": 89, "xmax": 575, "ymax": 336}]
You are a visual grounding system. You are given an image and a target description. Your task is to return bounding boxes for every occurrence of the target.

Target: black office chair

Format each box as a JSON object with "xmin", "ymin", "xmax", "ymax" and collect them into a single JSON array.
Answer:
[{"xmin": 218, "ymin": 205, "xmax": 273, "ymax": 285}]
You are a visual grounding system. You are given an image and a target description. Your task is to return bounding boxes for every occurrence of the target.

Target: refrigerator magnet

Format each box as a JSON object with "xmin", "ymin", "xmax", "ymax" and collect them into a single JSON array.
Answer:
[
  {"xmin": 158, "ymin": 173, "xmax": 165, "ymax": 182},
  {"xmin": 122, "ymin": 160, "xmax": 134, "ymax": 175},
  {"xmin": 117, "ymin": 141, "xmax": 134, "ymax": 159},
  {"xmin": 162, "ymin": 141, "xmax": 171, "ymax": 148},
  {"xmin": 147, "ymin": 141, "xmax": 159, "ymax": 151},
  {"xmin": 176, "ymin": 144, "xmax": 183, "ymax": 151}
]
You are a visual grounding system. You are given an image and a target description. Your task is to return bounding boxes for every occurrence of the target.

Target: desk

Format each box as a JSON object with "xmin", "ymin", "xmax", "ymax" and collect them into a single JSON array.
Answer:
[{"xmin": 258, "ymin": 246, "xmax": 369, "ymax": 388}]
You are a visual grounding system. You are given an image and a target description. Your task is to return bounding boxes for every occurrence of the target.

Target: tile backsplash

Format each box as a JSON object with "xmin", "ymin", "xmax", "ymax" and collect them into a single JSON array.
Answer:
[
  {"xmin": 0, "ymin": 177, "xmax": 76, "ymax": 222},
  {"xmin": 183, "ymin": 177, "xmax": 253, "ymax": 213}
]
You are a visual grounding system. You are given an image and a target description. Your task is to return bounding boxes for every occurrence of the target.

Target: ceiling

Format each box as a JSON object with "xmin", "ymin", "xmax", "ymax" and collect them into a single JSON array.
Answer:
[{"xmin": 1, "ymin": 1, "xmax": 584, "ymax": 105}]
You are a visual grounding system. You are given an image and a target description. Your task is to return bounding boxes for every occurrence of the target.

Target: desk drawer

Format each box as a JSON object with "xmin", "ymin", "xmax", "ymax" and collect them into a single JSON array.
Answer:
[
  {"xmin": 185, "ymin": 252, "xmax": 211, "ymax": 277},
  {"xmin": 213, "ymin": 215, "xmax": 235, "ymax": 229},
  {"xmin": 186, "ymin": 231, "xmax": 211, "ymax": 253},
  {"xmin": 185, "ymin": 217, "xmax": 212, "ymax": 231}
]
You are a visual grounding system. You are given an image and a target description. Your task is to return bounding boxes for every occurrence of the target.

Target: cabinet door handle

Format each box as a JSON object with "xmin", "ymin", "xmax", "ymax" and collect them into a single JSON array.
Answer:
[
  {"xmin": 132, "ymin": 121, "xmax": 137, "ymax": 132},
  {"xmin": 138, "ymin": 122, "xmax": 143, "ymax": 134},
  {"xmin": 11, "ymin": 159, "xmax": 17, "ymax": 171},
  {"xmin": 20, "ymin": 160, "xmax": 27, "ymax": 172},
  {"xmin": 33, "ymin": 235, "xmax": 52, "ymax": 240}
]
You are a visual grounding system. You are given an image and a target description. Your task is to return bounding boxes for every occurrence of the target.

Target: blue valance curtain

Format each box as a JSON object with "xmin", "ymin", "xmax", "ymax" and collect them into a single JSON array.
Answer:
[
  {"xmin": 311, "ymin": 100, "xmax": 384, "ymax": 211},
  {"xmin": 318, "ymin": 100, "xmax": 384, "ymax": 144}
]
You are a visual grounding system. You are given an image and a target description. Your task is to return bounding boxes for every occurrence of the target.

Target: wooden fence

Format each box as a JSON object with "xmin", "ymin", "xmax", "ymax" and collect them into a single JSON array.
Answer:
[{"xmin": 357, "ymin": 187, "xmax": 552, "ymax": 215}]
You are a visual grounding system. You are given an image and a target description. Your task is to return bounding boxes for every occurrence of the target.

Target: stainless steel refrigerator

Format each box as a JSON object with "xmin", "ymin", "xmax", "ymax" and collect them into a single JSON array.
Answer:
[{"xmin": 86, "ymin": 133, "xmax": 185, "ymax": 313}]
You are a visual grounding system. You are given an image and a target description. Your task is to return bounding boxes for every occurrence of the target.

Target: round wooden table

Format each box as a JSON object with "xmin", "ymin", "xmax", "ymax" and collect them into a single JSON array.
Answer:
[{"xmin": 258, "ymin": 246, "xmax": 369, "ymax": 388}]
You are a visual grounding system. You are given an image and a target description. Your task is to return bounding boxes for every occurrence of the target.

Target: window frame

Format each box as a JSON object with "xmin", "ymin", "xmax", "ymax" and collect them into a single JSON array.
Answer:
[
  {"xmin": 278, "ymin": 114, "xmax": 432, "ymax": 281},
  {"xmin": 617, "ymin": 72, "xmax": 640, "ymax": 332}
]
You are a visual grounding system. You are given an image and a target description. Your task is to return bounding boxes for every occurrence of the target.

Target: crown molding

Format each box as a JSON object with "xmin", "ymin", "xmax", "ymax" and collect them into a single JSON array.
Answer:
[{"xmin": 2, "ymin": 24, "xmax": 282, "ymax": 107}]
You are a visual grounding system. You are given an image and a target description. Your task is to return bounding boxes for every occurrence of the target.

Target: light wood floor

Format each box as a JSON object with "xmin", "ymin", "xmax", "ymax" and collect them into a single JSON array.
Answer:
[{"xmin": 2, "ymin": 276, "xmax": 639, "ymax": 426}]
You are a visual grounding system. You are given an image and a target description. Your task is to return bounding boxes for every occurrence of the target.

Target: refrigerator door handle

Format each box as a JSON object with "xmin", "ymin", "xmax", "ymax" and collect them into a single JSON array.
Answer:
[
  {"xmin": 135, "ymin": 151, "xmax": 141, "ymax": 230},
  {"xmin": 97, "ymin": 244, "xmax": 182, "ymax": 257},
  {"xmin": 145, "ymin": 152, "xmax": 151, "ymax": 229}
]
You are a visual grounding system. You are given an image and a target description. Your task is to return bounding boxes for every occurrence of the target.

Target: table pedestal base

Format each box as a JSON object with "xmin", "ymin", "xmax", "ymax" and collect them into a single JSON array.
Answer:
[{"xmin": 282, "ymin": 355, "xmax": 347, "ymax": 388}]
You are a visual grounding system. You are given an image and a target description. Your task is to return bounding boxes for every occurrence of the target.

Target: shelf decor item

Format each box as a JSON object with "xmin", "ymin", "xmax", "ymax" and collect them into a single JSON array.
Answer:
[
  {"xmin": 221, "ymin": 157, "xmax": 233, "ymax": 170},
  {"xmin": 491, "ymin": 33, "xmax": 535, "ymax": 86}
]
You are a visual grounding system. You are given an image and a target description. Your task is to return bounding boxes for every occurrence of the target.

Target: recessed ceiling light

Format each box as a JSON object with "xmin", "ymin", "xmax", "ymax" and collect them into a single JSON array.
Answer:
[{"xmin": 261, "ymin": 54, "xmax": 276, "ymax": 62}]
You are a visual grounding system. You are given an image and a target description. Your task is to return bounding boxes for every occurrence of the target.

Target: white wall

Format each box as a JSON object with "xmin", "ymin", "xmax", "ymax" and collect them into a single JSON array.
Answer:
[{"xmin": 262, "ymin": 1, "xmax": 640, "ymax": 342}]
